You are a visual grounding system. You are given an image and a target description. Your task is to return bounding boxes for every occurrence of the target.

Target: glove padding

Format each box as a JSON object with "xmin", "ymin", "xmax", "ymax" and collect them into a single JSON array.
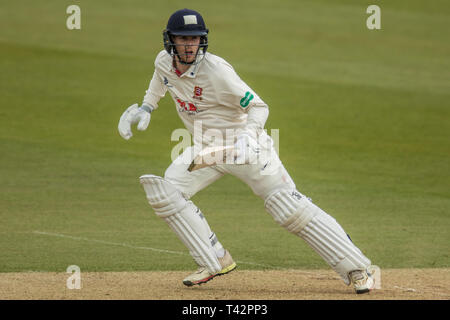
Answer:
[
  {"xmin": 118, "ymin": 103, "xmax": 151, "ymax": 140},
  {"xmin": 234, "ymin": 131, "xmax": 260, "ymax": 165}
]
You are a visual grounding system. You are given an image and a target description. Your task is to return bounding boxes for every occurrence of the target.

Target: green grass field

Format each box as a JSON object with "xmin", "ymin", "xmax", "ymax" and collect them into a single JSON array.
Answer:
[{"xmin": 0, "ymin": 0, "xmax": 449, "ymax": 273}]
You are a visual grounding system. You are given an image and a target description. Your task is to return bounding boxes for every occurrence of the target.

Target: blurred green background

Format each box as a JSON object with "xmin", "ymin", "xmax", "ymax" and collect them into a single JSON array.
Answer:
[{"xmin": 0, "ymin": 0, "xmax": 449, "ymax": 272}]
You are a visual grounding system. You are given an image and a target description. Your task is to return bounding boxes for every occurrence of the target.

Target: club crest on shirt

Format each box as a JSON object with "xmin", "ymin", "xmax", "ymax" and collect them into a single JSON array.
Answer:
[{"xmin": 193, "ymin": 86, "xmax": 203, "ymax": 100}]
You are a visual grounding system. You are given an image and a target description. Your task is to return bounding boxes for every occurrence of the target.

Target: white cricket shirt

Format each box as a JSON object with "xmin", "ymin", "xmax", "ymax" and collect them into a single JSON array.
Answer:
[{"xmin": 143, "ymin": 50, "xmax": 267, "ymax": 147}]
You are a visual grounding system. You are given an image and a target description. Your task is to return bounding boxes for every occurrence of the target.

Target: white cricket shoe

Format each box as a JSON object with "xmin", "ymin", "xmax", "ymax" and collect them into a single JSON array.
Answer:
[
  {"xmin": 183, "ymin": 250, "xmax": 237, "ymax": 286},
  {"xmin": 349, "ymin": 268, "xmax": 375, "ymax": 294}
]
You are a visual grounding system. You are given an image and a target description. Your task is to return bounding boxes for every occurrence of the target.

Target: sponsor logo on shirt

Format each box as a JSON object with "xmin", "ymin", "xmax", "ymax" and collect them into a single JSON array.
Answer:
[
  {"xmin": 240, "ymin": 91, "xmax": 254, "ymax": 108},
  {"xmin": 176, "ymin": 98, "xmax": 203, "ymax": 115}
]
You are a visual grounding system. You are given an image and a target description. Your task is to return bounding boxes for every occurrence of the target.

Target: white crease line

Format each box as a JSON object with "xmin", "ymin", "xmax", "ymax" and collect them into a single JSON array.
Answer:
[
  {"xmin": 33, "ymin": 230, "xmax": 186, "ymax": 256},
  {"xmin": 392, "ymin": 286, "xmax": 450, "ymax": 298},
  {"xmin": 393, "ymin": 285, "xmax": 417, "ymax": 292},
  {"xmin": 32, "ymin": 230, "xmax": 280, "ymax": 269}
]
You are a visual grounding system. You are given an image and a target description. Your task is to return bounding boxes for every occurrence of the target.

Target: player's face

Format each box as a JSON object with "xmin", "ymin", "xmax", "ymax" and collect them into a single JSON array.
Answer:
[{"xmin": 173, "ymin": 35, "xmax": 201, "ymax": 63}]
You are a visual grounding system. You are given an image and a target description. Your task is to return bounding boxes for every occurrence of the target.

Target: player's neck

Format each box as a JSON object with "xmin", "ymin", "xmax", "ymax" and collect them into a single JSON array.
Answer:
[{"xmin": 173, "ymin": 58, "xmax": 192, "ymax": 75}]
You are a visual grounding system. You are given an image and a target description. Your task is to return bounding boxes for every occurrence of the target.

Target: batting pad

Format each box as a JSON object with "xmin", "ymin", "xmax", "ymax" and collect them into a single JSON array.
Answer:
[
  {"xmin": 265, "ymin": 189, "xmax": 371, "ymax": 284},
  {"xmin": 140, "ymin": 175, "xmax": 222, "ymax": 273}
]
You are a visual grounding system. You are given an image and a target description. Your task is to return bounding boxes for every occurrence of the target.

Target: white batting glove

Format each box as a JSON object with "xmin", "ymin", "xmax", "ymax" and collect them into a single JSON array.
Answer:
[
  {"xmin": 118, "ymin": 103, "xmax": 153, "ymax": 140},
  {"xmin": 234, "ymin": 131, "xmax": 260, "ymax": 165}
]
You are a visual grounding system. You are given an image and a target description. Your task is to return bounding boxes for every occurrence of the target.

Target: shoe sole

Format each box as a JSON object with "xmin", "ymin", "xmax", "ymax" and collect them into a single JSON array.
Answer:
[
  {"xmin": 183, "ymin": 263, "xmax": 237, "ymax": 287},
  {"xmin": 355, "ymin": 269, "xmax": 377, "ymax": 294},
  {"xmin": 356, "ymin": 288, "xmax": 371, "ymax": 294}
]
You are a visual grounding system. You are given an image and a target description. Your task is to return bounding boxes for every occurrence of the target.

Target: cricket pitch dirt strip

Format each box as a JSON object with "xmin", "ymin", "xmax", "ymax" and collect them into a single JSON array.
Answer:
[{"xmin": 0, "ymin": 268, "xmax": 448, "ymax": 300}]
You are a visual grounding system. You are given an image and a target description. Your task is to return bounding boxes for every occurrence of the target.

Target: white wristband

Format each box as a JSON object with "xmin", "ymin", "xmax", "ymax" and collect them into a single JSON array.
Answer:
[{"xmin": 140, "ymin": 104, "xmax": 154, "ymax": 113}]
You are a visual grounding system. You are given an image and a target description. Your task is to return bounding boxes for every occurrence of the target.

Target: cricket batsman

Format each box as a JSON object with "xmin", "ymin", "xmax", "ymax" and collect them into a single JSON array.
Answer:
[{"xmin": 118, "ymin": 8, "xmax": 376, "ymax": 294}]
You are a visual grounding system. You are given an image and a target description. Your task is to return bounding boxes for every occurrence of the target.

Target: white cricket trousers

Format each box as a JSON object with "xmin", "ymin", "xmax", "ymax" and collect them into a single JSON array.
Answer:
[
  {"xmin": 164, "ymin": 144, "xmax": 295, "ymax": 200},
  {"xmin": 161, "ymin": 139, "xmax": 371, "ymax": 284}
]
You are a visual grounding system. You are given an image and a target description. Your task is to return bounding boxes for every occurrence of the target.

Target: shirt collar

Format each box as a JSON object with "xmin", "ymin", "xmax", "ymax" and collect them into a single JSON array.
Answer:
[{"xmin": 172, "ymin": 55, "xmax": 202, "ymax": 78}]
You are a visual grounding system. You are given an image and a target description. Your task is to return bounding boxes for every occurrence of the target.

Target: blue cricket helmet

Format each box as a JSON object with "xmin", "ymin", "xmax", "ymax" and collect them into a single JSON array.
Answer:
[{"xmin": 163, "ymin": 9, "xmax": 209, "ymax": 59}]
